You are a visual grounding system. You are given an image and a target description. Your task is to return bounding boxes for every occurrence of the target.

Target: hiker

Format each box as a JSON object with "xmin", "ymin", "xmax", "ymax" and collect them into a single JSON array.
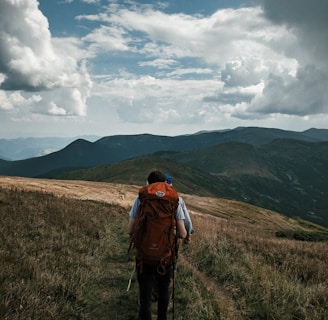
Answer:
[
  {"xmin": 128, "ymin": 170, "xmax": 187, "ymax": 320},
  {"xmin": 164, "ymin": 173, "xmax": 194, "ymax": 242}
]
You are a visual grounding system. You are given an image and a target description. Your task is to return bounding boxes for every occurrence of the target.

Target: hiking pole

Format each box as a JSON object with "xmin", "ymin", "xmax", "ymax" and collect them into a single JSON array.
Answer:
[
  {"xmin": 171, "ymin": 235, "xmax": 179, "ymax": 320},
  {"xmin": 127, "ymin": 265, "xmax": 135, "ymax": 292},
  {"xmin": 172, "ymin": 262, "xmax": 175, "ymax": 320}
]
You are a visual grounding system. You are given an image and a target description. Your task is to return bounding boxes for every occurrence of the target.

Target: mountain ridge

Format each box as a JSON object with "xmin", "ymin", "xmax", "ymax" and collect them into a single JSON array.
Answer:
[
  {"xmin": 1, "ymin": 127, "xmax": 327, "ymax": 161},
  {"xmin": 0, "ymin": 135, "xmax": 100, "ymax": 160}
]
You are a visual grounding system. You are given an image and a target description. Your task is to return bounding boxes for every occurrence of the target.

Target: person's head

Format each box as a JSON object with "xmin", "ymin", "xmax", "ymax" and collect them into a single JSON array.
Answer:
[{"xmin": 147, "ymin": 170, "xmax": 166, "ymax": 184}]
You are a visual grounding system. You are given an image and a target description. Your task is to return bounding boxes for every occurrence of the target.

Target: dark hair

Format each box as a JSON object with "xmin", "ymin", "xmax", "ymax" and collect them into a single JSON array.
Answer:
[{"xmin": 147, "ymin": 171, "xmax": 166, "ymax": 184}]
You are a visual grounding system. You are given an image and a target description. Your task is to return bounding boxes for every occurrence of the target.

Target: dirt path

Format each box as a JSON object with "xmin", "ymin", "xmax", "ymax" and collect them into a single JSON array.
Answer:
[{"xmin": 178, "ymin": 255, "xmax": 244, "ymax": 320}]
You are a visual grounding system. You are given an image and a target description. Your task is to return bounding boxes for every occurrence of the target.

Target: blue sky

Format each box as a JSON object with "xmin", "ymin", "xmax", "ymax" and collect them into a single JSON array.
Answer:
[{"xmin": 1, "ymin": 0, "xmax": 328, "ymax": 138}]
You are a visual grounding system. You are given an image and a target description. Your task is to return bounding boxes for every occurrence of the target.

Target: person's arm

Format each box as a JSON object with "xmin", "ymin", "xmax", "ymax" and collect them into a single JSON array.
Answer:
[
  {"xmin": 176, "ymin": 219, "xmax": 187, "ymax": 239},
  {"xmin": 128, "ymin": 196, "xmax": 139, "ymax": 235},
  {"xmin": 128, "ymin": 217, "xmax": 135, "ymax": 235},
  {"xmin": 179, "ymin": 197, "xmax": 194, "ymax": 236},
  {"xmin": 175, "ymin": 201, "xmax": 187, "ymax": 239}
]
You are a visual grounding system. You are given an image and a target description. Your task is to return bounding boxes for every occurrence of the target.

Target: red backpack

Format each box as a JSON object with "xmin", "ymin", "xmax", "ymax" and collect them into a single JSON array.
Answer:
[{"xmin": 129, "ymin": 182, "xmax": 179, "ymax": 274}]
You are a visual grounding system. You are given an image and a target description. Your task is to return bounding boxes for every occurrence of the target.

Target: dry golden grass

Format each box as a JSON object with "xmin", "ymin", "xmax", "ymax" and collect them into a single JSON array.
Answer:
[
  {"xmin": 1, "ymin": 176, "xmax": 328, "ymax": 319},
  {"xmin": 183, "ymin": 203, "xmax": 328, "ymax": 319},
  {"xmin": 0, "ymin": 175, "xmax": 139, "ymax": 209},
  {"xmin": 0, "ymin": 184, "xmax": 135, "ymax": 319}
]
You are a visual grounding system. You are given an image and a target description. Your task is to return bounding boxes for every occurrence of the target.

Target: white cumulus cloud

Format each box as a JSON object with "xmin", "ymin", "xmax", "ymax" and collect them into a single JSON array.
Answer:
[{"xmin": 0, "ymin": 0, "xmax": 92, "ymax": 117}]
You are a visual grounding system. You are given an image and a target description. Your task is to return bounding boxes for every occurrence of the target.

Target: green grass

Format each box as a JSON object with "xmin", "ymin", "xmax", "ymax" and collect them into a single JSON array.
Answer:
[{"xmin": 275, "ymin": 229, "xmax": 328, "ymax": 242}]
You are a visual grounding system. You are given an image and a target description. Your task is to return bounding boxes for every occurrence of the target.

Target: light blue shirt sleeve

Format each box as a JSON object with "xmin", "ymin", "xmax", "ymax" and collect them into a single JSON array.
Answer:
[
  {"xmin": 175, "ymin": 203, "xmax": 185, "ymax": 221},
  {"xmin": 129, "ymin": 196, "xmax": 140, "ymax": 219},
  {"xmin": 179, "ymin": 197, "xmax": 194, "ymax": 235}
]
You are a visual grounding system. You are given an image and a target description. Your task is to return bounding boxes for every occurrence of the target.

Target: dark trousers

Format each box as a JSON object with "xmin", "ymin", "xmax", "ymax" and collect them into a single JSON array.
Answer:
[{"xmin": 137, "ymin": 262, "xmax": 172, "ymax": 320}]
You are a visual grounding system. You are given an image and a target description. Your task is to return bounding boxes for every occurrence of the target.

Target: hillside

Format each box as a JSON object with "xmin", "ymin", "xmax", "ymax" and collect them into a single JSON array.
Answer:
[
  {"xmin": 1, "ymin": 176, "xmax": 327, "ymax": 319},
  {"xmin": 1, "ymin": 127, "xmax": 328, "ymax": 227},
  {"xmin": 56, "ymin": 156, "xmax": 229, "ymax": 197},
  {"xmin": 164, "ymin": 139, "xmax": 328, "ymax": 226},
  {"xmin": 56, "ymin": 140, "xmax": 328, "ymax": 227}
]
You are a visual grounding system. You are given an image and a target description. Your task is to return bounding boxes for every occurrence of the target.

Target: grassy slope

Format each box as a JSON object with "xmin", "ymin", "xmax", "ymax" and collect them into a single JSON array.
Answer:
[
  {"xmin": 1, "ymin": 182, "xmax": 328, "ymax": 319},
  {"xmin": 0, "ymin": 187, "xmax": 219, "ymax": 320}
]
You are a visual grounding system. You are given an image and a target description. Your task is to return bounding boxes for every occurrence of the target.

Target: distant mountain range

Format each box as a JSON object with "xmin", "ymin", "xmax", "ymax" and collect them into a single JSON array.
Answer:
[
  {"xmin": 1, "ymin": 127, "xmax": 328, "ymax": 227},
  {"xmin": 0, "ymin": 135, "xmax": 100, "ymax": 160}
]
